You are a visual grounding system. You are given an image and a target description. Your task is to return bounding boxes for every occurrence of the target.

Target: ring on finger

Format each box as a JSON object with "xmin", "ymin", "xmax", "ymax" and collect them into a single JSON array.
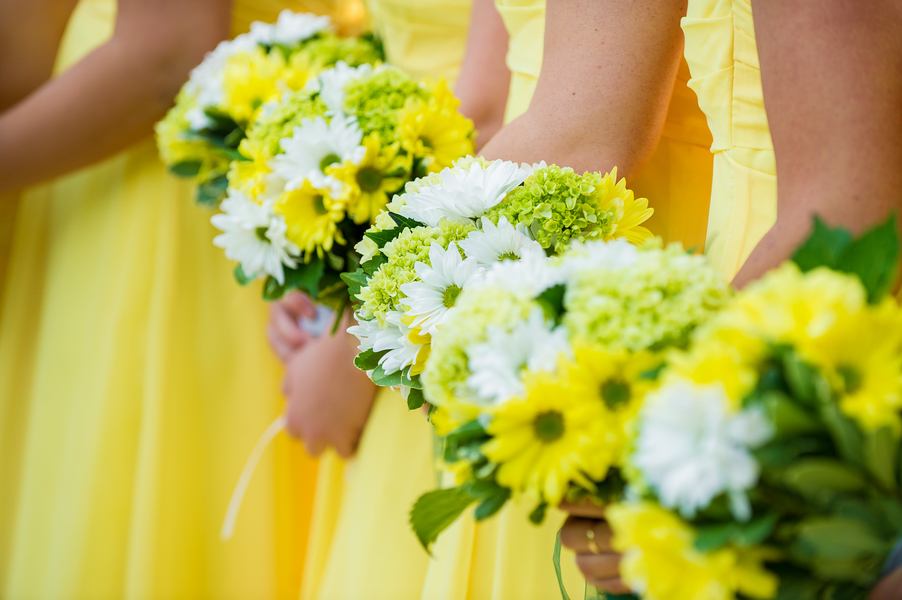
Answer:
[{"xmin": 586, "ymin": 523, "xmax": 601, "ymax": 554}]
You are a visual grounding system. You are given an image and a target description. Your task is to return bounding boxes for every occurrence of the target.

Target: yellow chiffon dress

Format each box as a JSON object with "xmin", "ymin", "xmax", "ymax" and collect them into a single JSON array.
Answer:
[
  {"xmin": 0, "ymin": 1, "xmax": 352, "ymax": 598},
  {"xmin": 681, "ymin": 0, "xmax": 777, "ymax": 280}
]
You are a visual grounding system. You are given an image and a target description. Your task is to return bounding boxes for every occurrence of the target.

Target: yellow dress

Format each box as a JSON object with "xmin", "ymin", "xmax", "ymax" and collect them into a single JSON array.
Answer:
[
  {"xmin": 300, "ymin": 3, "xmax": 474, "ymax": 599},
  {"xmin": 682, "ymin": 0, "xmax": 777, "ymax": 280},
  {"xmin": 0, "ymin": 1, "xmax": 347, "ymax": 597}
]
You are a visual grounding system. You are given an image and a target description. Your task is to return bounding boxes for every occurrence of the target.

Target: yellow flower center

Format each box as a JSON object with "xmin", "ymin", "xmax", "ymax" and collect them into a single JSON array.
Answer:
[
  {"xmin": 838, "ymin": 364, "xmax": 864, "ymax": 394},
  {"xmin": 600, "ymin": 378, "xmax": 631, "ymax": 409},
  {"xmin": 498, "ymin": 252, "xmax": 520, "ymax": 261},
  {"xmin": 533, "ymin": 410, "xmax": 565, "ymax": 443},
  {"xmin": 255, "ymin": 226, "xmax": 269, "ymax": 242},
  {"xmin": 420, "ymin": 137, "xmax": 433, "ymax": 149},
  {"xmin": 313, "ymin": 196, "xmax": 328, "ymax": 216},
  {"xmin": 319, "ymin": 153, "xmax": 341, "ymax": 172},
  {"xmin": 356, "ymin": 166, "xmax": 383, "ymax": 192},
  {"xmin": 443, "ymin": 285, "xmax": 462, "ymax": 309}
]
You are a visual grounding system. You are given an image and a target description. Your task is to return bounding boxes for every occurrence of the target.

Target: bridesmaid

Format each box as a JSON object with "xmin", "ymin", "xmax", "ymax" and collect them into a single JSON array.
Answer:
[
  {"xmin": 0, "ymin": 0, "xmax": 346, "ymax": 597},
  {"xmin": 559, "ymin": 0, "xmax": 902, "ymax": 594}
]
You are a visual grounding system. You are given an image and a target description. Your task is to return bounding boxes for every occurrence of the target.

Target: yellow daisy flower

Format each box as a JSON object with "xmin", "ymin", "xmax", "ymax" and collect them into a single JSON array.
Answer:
[
  {"xmin": 221, "ymin": 48, "xmax": 285, "ymax": 124},
  {"xmin": 598, "ymin": 167, "xmax": 654, "ymax": 245},
  {"xmin": 398, "ymin": 80, "xmax": 475, "ymax": 174},
  {"xmin": 564, "ymin": 346, "xmax": 661, "ymax": 479},
  {"xmin": 482, "ymin": 372, "xmax": 599, "ymax": 505},
  {"xmin": 608, "ymin": 501, "xmax": 778, "ymax": 600},
  {"xmin": 328, "ymin": 133, "xmax": 411, "ymax": 224},
  {"xmin": 275, "ymin": 180, "xmax": 346, "ymax": 257},
  {"xmin": 227, "ymin": 137, "xmax": 274, "ymax": 201}
]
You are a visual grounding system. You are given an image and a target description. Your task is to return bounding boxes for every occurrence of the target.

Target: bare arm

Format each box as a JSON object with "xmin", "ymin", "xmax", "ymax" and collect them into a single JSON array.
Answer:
[
  {"xmin": 480, "ymin": 0, "xmax": 687, "ymax": 178},
  {"xmin": 0, "ymin": 0, "xmax": 232, "ymax": 194},
  {"xmin": 454, "ymin": 0, "xmax": 510, "ymax": 151},
  {"xmin": 733, "ymin": 0, "xmax": 902, "ymax": 288},
  {"xmin": 0, "ymin": 0, "xmax": 79, "ymax": 111}
]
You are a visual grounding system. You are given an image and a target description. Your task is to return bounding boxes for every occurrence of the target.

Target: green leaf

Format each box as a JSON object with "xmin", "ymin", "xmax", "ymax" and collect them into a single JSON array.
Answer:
[
  {"xmin": 792, "ymin": 216, "xmax": 852, "ymax": 272},
  {"xmin": 736, "ymin": 513, "xmax": 780, "ymax": 546},
  {"xmin": 233, "ymin": 264, "xmax": 254, "ymax": 285},
  {"xmin": 694, "ymin": 522, "xmax": 741, "ymax": 552},
  {"xmin": 340, "ymin": 269, "xmax": 368, "ymax": 304},
  {"xmin": 793, "ymin": 517, "xmax": 889, "ymax": 562},
  {"xmin": 835, "ymin": 214, "xmax": 900, "ymax": 303},
  {"xmin": 324, "ymin": 250, "xmax": 345, "ymax": 271},
  {"xmin": 169, "ymin": 161, "xmax": 202, "ymax": 178},
  {"xmin": 222, "ymin": 126, "xmax": 246, "ymax": 147},
  {"xmin": 371, "ymin": 363, "xmax": 404, "ymax": 387},
  {"xmin": 821, "ymin": 403, "xmax": 866, "ymax": 467},
  {"xmin": 354, "ymin": 348, "xmax": 387, "ymax": 371},
  {"xmin": 758, "ymin": 391, "xmax": 822, "ymax": 438},
  {"xmin": 444, "ymin": 421, "xmax": 488, "ymax": 446},
  {"xmin": 362, "ymin": 254, "xmax": 387, "ymax": 276},
  {"xmin": 406, "ymin": 388, "xmax": 426, "ymax": 410},
  {"xmin": 473, "ymin": 486, "xmax": 511, "ymax": 521},
  {"xmin": 365, "ymin": 226, "xmax": 403, "ymax": 247},
  {"xmin": 401, "ymin": 369, "xmax": 423, "ymax": 389},
  {"xmin": 389, "ymin": 212, "xmax": 426, "ymax": 230},
  {"xmin": 263, "ymin": 258, "xmax": 325, "ymax": 301},
  {"xmin": 782, "ymin": 458, "xmax": 867, "ymax": 500},
  {"xmin": 196, "ymin": 176, "xmax": 229, "ymax": 207},
  {"xmin": 864, "ymin": 426, "xmax": 899, "ymax": 492},
  {"xmin": 410, "ymin": 487, "xmax": 475, "ymax": 552},
  {"xmin": 536, "ymin": 284, "xmax": 566, "ymax": 324},
  {"xmin": 781, "ymin": 351, "xmax": 826, "ymax": 406},
  {"xmin": 529, "ymin": 502, "xmax": 548, "ymax": 525}
]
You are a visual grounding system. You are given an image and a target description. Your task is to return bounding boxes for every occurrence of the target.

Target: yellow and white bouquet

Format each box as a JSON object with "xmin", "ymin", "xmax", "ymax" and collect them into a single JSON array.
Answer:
[
  {"xmin": 211, "ymin": 63, "xmax": 475, "ymax": 307},
  {"xmin": 606, "ymin": 218, "xmax": 902, "ymax": 600},
  {"xmin": 156, "ymin": 11, "xmax": 383, "ymax": 205},
  {"xmin": 344, "ymin": 158, "xmax": 655, "ymax": 408},
  {"xmin": 406, "ymin": 237, "xmax": 730, "ymax": 550}
]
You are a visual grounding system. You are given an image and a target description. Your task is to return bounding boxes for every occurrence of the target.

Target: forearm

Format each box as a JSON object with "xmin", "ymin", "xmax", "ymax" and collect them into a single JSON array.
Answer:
[{"xmin": 869, "ymin": 568, "xmax": 902, "ymax": 600}]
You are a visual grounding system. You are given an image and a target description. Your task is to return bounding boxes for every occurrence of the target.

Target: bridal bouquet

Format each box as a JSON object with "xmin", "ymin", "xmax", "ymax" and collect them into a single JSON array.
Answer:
[
  {"xmin": 210, "ymin": 64, "xmax": 475, "ymax": 307},
  {"xmin": 407, "ymin": 237, "xmax": 731, "ymax": 550},
  {"xmin": 345, "ymin": 158, "xmax": 656, "ymax": 408},
  {"xmin": 607, "ymin": 218, "xmax": 902, "ymax": 600},
  {"xmin": 155, "ymin": 10, "xmax": 383, "ymax": 205}
]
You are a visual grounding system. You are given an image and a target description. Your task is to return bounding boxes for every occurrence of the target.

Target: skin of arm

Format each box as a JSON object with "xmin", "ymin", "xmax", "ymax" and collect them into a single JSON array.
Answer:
[
  {"xmin": 0, "ymin": 0, "xmax": 232, "ymax": 194},
  {"xmin": 0, "ymin": 0, "xmax": 79, "ymax": 112},
  {"xmin": 480, "ymin": 0, "xmax": 688, "ymax": 179},
  {"xmin": 869, "ymin": 567, "xmax": 902, "ymax": 600},
  {"xmin": 733, "ymin": 0, "xmax": 902, "ymax": 288},
  {"xmin": 454, "ymin": 0, "xmax": 511, "ymax": 151}
]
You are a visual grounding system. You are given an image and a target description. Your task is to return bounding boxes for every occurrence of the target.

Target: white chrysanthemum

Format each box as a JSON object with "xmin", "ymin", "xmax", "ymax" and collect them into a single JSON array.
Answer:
[
  {"xmin": 399, "ymin": 242, "xmax": 483, "ymax": 336},
  {"xmin": 557, "ymin": 238, "xmax": 641, "ymax": 278},
  {"xmin": 347, "ymin": 314, "xmax": 381, "ymax": 353},
  {"xmin": 249, "ymin": 11, "xmax": 331, "ymax": 46},
  {"xmin": 184, "ymin": 34, "xmax": 258, "ymax": 116},
  {"xmin": 372, "ymin": 312, "xmax": 428, "ymax": 375},
  {"xmin": 269, "ymin": 114, "xmax": 366, "ymax": 192},
  {"xmin": 632, "ymin": 380, "xmax": 774, "ymax": 521},
  {"xmin": 398, "ymin": 160, "xmax": 530, "ymax": 227},
  {"xmin": 474, "ymin": 253, "xmax": 565, "ymax": 299},
  {"xmin": 459, "ymin": 216, "xmax": 544, "ymax": 268},
  {"xmin": 305, "ymin": 61, "xmax": 375, "ymax": 114},
  {"xmin": 211, "ymin": 190, "xmax": 299, "ymax": 284},
  {"xmin": 465, "ymin": 308, "xmax": 572, "ymax": 405}
]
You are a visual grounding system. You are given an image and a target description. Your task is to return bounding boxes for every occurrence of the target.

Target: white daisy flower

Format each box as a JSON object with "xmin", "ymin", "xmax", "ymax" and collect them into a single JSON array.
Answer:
[
  {"xmin": 211, "ymin": 190, "xmax": 299, "ymax": 284},
  {"xmin": 475, "ymin": 252, "xmax": 565, "ymax": 299},
  {"xmin": 465, "ymin": 308, "xmax": 572, "ymax": 405},
  {"xmin": 631, "ymin": 380, "xmax": 774, "ymax": 522},
  {"xmin": 558, "ymin": 239, "xmax": 641, "ymax": 278},
  {"xmin": 372, "ymin": 312, "xmax": 429, "ymax": 375},
  {"xmin": 249, "ymin": 11, "xmax": 331, "ymax": 46},
  {"xmin": 520, "ymin": 160, "xmax": 548, "ymax": 176},
  {"xmin": 304, "ymin": 61, "xmax": 375, "ymax": 114},
  {"xmin": 400, "ymin": 242, "xmax": 483, "ymax": 336},
  {"xmin": 185, "ymin": 34, "xmax": 259, "ymax": 118},
  {"xmin": 347, "ymin": 314, "xmax": 381, "ymax": 353},
  {"xmin": 398, "ymin": 160, "xmax": 530, "ymax": 227},
  {"xmin": 459, "ymin": 216, "xmax": 545, "ymax": 268},
  {"xmin": 269, "ymin": 114, "xmax": 366, "ymax": 192}
]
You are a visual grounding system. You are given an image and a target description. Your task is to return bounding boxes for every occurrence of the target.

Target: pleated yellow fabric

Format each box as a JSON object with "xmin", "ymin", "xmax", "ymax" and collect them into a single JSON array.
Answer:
[
  {"xmin": 495, "ymin": 0, "xmax": 714, "ymax": 251},
  {"xmin": 0, "ymin": 0, "xmax": 351, "ymax": 597},
  {"xmin": 299, "ymin": 3, "xmax": 472, "ymax": 599},
  {"xmin": 682, "ymin": 0, "xmax": 777, "ymax": 280}
]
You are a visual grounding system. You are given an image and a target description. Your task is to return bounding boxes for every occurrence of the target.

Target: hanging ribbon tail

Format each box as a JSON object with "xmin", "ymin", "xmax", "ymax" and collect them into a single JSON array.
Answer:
[
  {"xmin": 554, "ymin": 529, "xmax": 573, "ymax": 600},
  {"xmin": 220, "ymin": 415, "xmax": 287, "ymax": 542}
]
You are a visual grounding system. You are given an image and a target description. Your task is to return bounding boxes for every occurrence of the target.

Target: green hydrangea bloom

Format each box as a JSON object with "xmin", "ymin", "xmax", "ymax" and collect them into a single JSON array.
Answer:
[
  {"xmin": 358, "ymin": 220, "xmax": 473, "ymax": 324},
  {"xmin": 422, "ymin": 285, "xmax": 536, "ymax": 406},
  {"xmin": 563, "ymin": 244, "xmax": 731, "ymax": 351},
  {"xmin": 297, "ymin": 35, "xmax": 383, "ymax": 69},
  {"xmin": 245, "ymin": 91, "xmax": 327, "ymax": 157},
  {"xmin": 342, "ymin": 68, "xmax": 428, "ymax": 143},
  {"xmin": 486, "ymin": 166, "xmax": 617, "ymax": 254},
  {"xmin": 155, "ymin": 90, "xmax": 216, "ymax": 166}
]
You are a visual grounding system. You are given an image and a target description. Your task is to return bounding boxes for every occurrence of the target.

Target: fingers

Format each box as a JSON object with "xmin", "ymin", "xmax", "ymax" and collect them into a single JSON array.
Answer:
[
  {"xmin": 282, "ymin": 292, "xmax": 316, "ymax": 320},
  {"xmin": 560, "ymin": 517, "xmax": 614, "ymax": 554},
  {"xmin": 587, "ymin": 577, "xmax": 631, "ymax": 595},
  {"xmin": 268, "ymin": 322, "xmax": 296, "ymax": 364},
  {"xmin": 270, "ymin": 302, "xmax": 311, "ymax": 351},
  {"xmin": 576, "ymin": 553, "xmax": 622, "ymax": 583},
  {"xmin": 559, "ymin": 499, "xmax": 607, "ymax": 518}
]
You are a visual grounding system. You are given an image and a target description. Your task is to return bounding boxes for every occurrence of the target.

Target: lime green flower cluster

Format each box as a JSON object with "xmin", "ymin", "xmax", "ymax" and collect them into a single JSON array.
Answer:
[
  {"xmin": 358, "ymin": 221, "xmax": 473, "ymax": 325},
  {"xmin": 299, "ymin": 36, "xmax": 383, "ymax": 70},
  {"xmin": 342, "ymin": 69, "xmax": 429, "ymax": 143},
  {"xmin": 155, "ymin": 90, "xmax": 217, "ymax": 168},
  {"xmin": 247, "ymin": 93, "xmax": 328, "ymax": 156},
  {"xmin": 563, "ymin": 244, "xmax": 731, "ymax": 351},
  {"xmin": 422, "ymin": 285, "xmax": 537, "ymax": 407}
]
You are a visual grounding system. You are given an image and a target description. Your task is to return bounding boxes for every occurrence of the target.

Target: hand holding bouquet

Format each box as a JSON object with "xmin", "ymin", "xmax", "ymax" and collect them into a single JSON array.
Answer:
[
  {"xmin": 210, "ymin": 63, "xmax": 475, "ymax": 309},
  {"xmin": 156, "ymin": 11, "xmax": 383, "ymax": 205},
  {"xmin": 346, "ymin": 158, "xmax": 655, "ymax": 407}
]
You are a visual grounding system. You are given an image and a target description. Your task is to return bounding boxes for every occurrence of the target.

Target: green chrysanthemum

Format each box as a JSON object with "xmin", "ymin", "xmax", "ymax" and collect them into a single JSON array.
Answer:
[
  {"xmin": 563, "ymin": 244, "xmax": 731, "ymax": 351},
  {"xmin": 357, "ymin": 220, "xmax": 474, "ymax": 324},
  {"xmin": 342, "ymin": 68, "xmax": 429, "ymax": 143},
  {"xmin": 246, "ymin": 91, "xmax": 328, "ymax": 157},
  {"xmin": 297, "ymin": 35, "xmax": 383, "ymax": 69}
]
